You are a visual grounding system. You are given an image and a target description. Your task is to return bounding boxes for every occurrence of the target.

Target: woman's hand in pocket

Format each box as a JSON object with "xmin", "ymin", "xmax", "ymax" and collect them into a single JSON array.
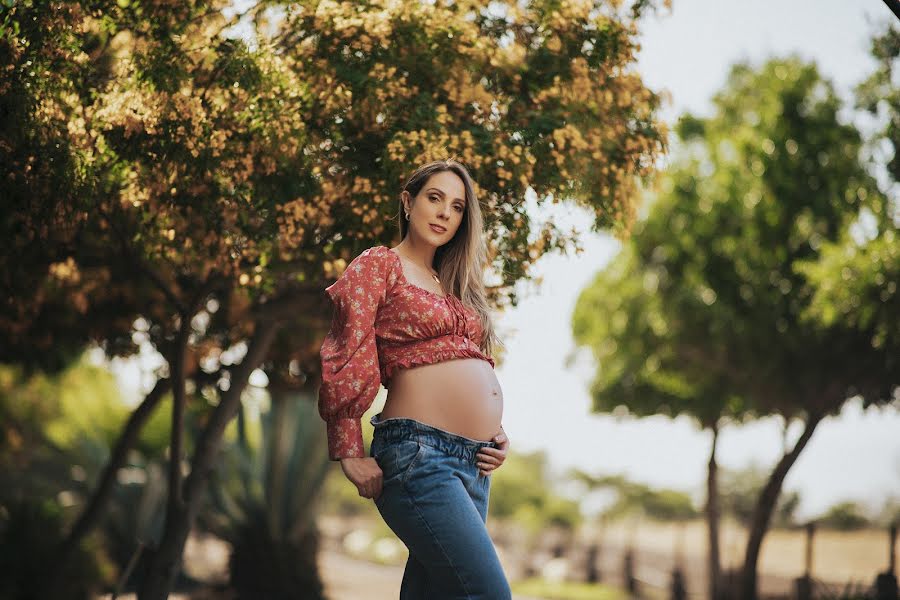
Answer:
[
  {"xmin": 340, "ymin": 457, "xmax": 383, "ymax": 499},
  {"xmin": 476, "ymin": 427, "xmax": 509, "ymax": 476}
]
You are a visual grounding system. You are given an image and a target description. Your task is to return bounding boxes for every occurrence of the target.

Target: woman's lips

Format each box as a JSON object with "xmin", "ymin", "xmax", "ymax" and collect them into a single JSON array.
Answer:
[{"xmin": 429, "ymin": 224, "xmax": 447, "ymax": 233}]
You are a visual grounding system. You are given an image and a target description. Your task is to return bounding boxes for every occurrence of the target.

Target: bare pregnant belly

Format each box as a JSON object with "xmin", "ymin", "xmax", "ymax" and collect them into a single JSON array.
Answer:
[{"xmin": 382, "ymin": 358, "xmax": 503, "ymax": 442}]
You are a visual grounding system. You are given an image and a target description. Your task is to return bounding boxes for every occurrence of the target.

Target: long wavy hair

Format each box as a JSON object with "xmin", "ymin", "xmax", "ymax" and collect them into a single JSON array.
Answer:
[{"xmin": 397, "ymin": 159, "xmax": 502, "ymax": 359}]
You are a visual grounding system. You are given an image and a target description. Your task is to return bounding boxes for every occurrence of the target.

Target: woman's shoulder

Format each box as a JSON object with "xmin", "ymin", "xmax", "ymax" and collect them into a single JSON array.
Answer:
[
  {"xmin": 360, "ymin": 245, "xmax": 393, "ymax": 259},
  {"xmin": 327, "ymin": 246, "xmax": 397, "ymax": 302},
  {"xmin": 349, "ymin": 245, "xmax": 395, "ymax": 268},
  {"xmin": 342, "ymin": 245, "xmax": 399, "ymax": 280}
]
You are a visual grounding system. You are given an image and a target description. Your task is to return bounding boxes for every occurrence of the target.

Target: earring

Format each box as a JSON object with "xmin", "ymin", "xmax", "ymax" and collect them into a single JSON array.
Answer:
[{"xmin": 404, "ymin": 210, "xmax": 410, "ymax": 220}]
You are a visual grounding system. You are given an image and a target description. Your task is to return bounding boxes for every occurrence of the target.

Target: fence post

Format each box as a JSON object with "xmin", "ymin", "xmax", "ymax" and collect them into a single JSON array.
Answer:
[
  {"xmin": 875, "ymin": 524, "xmax": 898, "ymax": 600},
  {"xmin": 670, "ymin": 566, "xmax": 687, "ymax": 600},
  {"xmin": 669, "ymin": 521, "xmax": 687, "ymax": 600},
  {"xmin": 624, "ymin": 548, "xmax": 639, "ymax": 596},
  {"xmin": 794, "ymin": 522, "xmax": 815, "ymax": 600},
  {"xmin": 585, "ymin": 542, "xmax": 601, "ymax": 583}
]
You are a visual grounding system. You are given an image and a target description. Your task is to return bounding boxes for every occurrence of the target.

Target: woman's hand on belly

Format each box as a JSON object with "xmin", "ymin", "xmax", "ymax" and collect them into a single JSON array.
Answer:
[
  {"xmin": 476, "ymin": 426, "xmax": 509, "ymax": 476},
  {"xmin": 340, "ymin": 457, "xmax": 383, "ymax": 499}
]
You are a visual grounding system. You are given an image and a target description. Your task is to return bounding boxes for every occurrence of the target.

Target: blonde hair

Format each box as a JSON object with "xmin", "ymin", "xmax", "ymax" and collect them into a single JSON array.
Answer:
[{"xmin": 397, "ymin": 159, "xmax": 502, "ymax": 359}]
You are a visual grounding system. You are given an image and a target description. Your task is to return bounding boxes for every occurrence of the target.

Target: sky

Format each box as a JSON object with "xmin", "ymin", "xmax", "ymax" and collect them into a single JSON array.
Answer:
[
  {"xmin": 103, "ymin": 0, "xmax": 899, "ymax": 522},
  {"xmin": 491, "ymin": 0, "xmax": 899, "ymax": 520}
]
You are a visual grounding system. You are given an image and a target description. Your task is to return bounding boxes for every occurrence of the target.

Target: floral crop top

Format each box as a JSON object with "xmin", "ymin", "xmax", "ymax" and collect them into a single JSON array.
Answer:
[{"xmin": 317, "ymin": 245, "xmax": 495, "ymax": 460}]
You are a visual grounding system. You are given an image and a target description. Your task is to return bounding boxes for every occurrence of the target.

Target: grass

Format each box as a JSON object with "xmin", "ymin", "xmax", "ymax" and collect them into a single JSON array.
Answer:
[{"xmin": 511, "ymin": 578, "xmax": 629, "ymax": 600}]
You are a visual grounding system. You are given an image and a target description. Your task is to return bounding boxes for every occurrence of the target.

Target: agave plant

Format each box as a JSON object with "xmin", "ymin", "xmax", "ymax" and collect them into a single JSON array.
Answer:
[
  {"xmin": 201, "ymin": 384, "xmax": 330, "ymax": 600},
  {"xmin": 99, "ymin": 458, "xmax": 169, "ymax": 591}
]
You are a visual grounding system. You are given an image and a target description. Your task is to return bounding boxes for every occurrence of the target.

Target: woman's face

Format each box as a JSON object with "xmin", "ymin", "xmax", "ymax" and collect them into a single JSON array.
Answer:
[{"xmin": 406, "ymin": 170, "xmax": 466, "ymax": 245}]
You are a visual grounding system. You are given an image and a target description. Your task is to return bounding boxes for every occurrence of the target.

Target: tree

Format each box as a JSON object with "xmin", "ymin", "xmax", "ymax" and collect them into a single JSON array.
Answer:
[
  {"xmin": 643, "ymin": 57, "xmax": 898, "ymax": 600},
  {"xmin": 571, "ymin": 242, "xmax": 746, "ymax": 600},
  {"xmin": 569, "ymin": 471, "xmax": 700, "ymax": 521},
  {"xmin": 818, "ymin": 501, "xmax": 870, "ymax": 531},
  {"xmin": 718, "ymin": 464, "xmax": 801, "ymax": 529},
  {"xmin": 574, "ymin": 55, "xmax": 898, "ymax": 600},
  {"xmin": 3, "ymin": 1, "xmax": 670, "ymax": 597}
]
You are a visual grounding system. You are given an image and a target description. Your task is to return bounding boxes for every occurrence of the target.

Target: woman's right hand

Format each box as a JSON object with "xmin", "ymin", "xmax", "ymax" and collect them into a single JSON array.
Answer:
[{"xmin": 340, "ymin": 457, "xmax": 383, "ymax": 500}]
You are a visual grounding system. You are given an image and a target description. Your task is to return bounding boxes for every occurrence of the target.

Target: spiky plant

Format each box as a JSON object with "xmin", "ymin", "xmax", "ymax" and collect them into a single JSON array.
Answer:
[{"xmin": 201, "ymin": 385, "xmax": 330, "ymax": 600}]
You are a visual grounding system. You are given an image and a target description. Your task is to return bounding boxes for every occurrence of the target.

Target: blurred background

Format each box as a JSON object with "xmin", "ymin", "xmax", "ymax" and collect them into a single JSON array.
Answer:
[{"xmin": 1, "ymin": 1, "xmax": 897, "ymax": 599}]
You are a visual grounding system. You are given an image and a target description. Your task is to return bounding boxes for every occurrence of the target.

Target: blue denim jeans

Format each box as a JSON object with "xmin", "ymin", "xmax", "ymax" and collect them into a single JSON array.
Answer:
[{"xmin": 369, "ymin": 413, "xmax": 512, "ymax": 600}]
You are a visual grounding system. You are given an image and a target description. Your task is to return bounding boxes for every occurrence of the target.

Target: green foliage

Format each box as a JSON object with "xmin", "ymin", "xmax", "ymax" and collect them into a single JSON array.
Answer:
[
  {"xmin": 571, "ymin": 245, "xmax": 743, "ymax": 428},
  {"xmin": 0, "ymin": 356, "xmax": 167, "ymax": 463},
  {"xmin": 568, "ymin": 469, "xmax": 698, "ymax": 521},
  {"xmin": 817, "ymin": 501, "xmax": 870, "ymax": 531},
  {"xmin": 512, "ymin": 578, "xmax": 628, "ymax": 600},
  {"xmin": 632, "ymin": 56, "xmax": 893, "ymax": 419},
  {"xmin": 797, "ymin": 25, "xmax": 900, "ymax": 368},
  {"xmin": 489, "ymin": 449, "xmax": 582, "ymax": 532},
  {"xmin": 42, "ymin": 362, "xmax": 127, "ymax": 450},
  {"xmin": 855, "ymin": 23, "xmax": 900, "ymax": 193},
  {"xmin": 617, "ymin": 485, "xmax": 698, "ymax": 521},
  {"xmin": 0, "ymin": 356, "xmax": 174, "ymax": 586},
  {"xmin": 0, "ymin": 499, "xmax": 114, "ymax": 600},
  {"xmin": 135, "ymin": 394, "xmax": 173, "ymax": 458},
  {"xmin": 875, "ymin": 497, "xmax": 900, "ymax": 527},
  {"xmin": 0, "ymin": 357, "xmax": 128, "ymax": 498},
  {"xmin": 796, "ymin": 228, "xmax": 899, "ymax": 390},
  {"xmin": 718, "ymin": 464, "xmax": 801, "ymax": 528}
]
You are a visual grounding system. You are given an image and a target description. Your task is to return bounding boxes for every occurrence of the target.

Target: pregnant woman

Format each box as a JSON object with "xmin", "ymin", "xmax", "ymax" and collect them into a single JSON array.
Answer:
[{"xmin": 318, "ymin": 159, "xmax": 512, "ymax": 599}]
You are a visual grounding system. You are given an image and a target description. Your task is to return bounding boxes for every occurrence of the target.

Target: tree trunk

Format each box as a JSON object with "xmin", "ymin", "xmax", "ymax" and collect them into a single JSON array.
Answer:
[
  {"xmin": 138, "ymin": 320, "xmax": 279, "ymax": 600},
  {"xmin": 165, "ymin": 316, "xmax": 192, "ymax": 522},
  {"xmin": 739, "ymin": 412, "xmax": 823, "ymax": 600},
  {"xmin": 47, "ymin": 376, "xmax": 171, "ymax": 597},
  {"xmin": 706, "ymin": 421, "xmax": 721, "ymax": 600}
]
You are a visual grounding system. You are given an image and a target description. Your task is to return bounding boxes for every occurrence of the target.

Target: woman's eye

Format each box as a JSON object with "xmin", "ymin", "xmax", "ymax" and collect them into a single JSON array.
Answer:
[{"xmin": 428, "ymin": 195, "xmax": 463, "ymax": 212}]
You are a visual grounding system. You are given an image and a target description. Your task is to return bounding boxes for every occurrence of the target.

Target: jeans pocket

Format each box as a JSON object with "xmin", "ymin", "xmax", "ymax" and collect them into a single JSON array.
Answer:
[{"xmin": 376, "ymin": 439, "xmax": 422, "ymax": 486}]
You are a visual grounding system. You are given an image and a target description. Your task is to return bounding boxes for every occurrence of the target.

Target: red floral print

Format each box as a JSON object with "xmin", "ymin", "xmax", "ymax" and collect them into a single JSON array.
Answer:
[{"xmin": 318, "ymin": 246, "xmax": 495, "ymax": 460}]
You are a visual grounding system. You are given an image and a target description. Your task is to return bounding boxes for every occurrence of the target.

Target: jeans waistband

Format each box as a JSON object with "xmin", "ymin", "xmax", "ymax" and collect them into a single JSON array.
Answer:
[{"xmin": 370, "ymin": 413, "xmax": 496, "ymax": 463}]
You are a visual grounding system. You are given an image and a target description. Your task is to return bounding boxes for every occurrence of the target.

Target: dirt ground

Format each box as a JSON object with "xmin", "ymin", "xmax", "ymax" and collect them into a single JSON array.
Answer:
[
  {"xmin": 318, "ymin": 547, "xmax": 544, "ymax": 600},
  {"xmin": 320, "ymin": 515, "xmax": 892, "ymax": 598},
  {"xmin": 318, "ymin": 547, "xmax": 404, "ymax": 599},
  {"xmin": 96, "ymin": 518, "xmax": 890, "ymax": 600},
  {"xmin": 593, "ymin": 518, "xmax": 890, "ymax": 593}
]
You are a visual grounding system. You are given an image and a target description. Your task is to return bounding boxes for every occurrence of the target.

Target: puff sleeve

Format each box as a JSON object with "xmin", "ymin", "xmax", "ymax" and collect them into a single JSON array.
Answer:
[{"xmin": 318, "ymin": 247, "xmax": 397, "ymax": 460}]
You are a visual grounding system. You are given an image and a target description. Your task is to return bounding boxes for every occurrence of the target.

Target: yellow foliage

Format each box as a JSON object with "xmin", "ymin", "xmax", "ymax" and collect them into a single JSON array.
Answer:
[{"xmin": 10, "ymin": 0, "xmax": 668, "ymax": 318}]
